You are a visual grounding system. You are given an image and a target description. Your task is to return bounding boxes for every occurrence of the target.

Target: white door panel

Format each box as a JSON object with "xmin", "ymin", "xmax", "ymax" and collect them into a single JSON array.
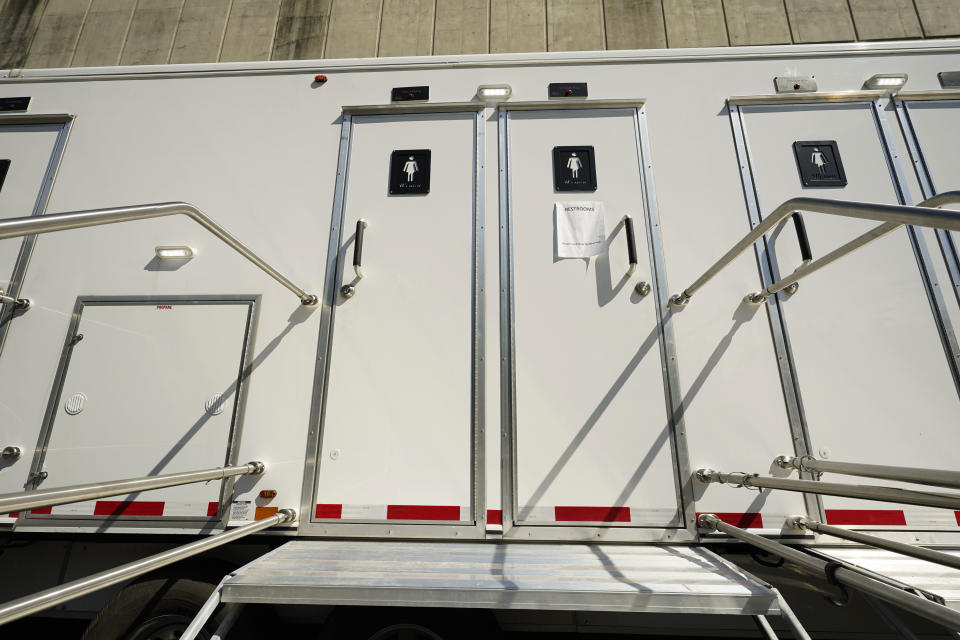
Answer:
[
  {"xmin": 506, "ymin": 109, "xmax": 680, "ymax": 528},
  {"xmin": 902, "ymin": 100, "xmax": 960, "ymax": 310},
  {"xmin": 742, "ymin": 103, "xmax": 960, "ymax": 527},
  {"xmin": 32, "ymin": 300, "xmax": 253, "ymax": 520},
  {"xmin": 315, "ymin": 112, "xmax": 477, "ymax": 523},
  {"xmin": 0, "ymin": 125, "xmax": 61, "ymax": 290}
]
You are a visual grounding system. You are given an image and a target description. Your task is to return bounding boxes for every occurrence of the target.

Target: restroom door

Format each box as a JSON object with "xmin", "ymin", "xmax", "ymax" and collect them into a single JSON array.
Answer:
[
  {"xmin": 737, "ymin": 99, "xmax": 960, "ymax": 529},
  {"xmin": 313, "ymin": 108, "xmax": 482, "ymax": 530},
  {"xmin": 896, "ymin": 96, "xmax": 960, "ymax": 310},
  {"xmin": 502, "ymin": 106, "xmax": 682, "ymax": 534}
]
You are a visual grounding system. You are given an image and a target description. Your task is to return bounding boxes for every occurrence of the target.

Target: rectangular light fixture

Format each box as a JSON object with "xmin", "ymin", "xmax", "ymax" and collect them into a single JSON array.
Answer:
[
  {"xmin": 155, "ymin": 246, "xmax": 195, "ymax": 260},
  {"xmin": 864, "ymin": 73, "xmax": 908, "ymax": 90},
  {"xmin": 476, "ymin": 84, "xmax": 512, "ymax": 102}
]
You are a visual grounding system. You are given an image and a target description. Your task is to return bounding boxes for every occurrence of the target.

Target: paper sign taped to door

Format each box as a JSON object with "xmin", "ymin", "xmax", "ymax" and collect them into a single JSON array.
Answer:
[{"xmin": 555, "ymin": 201, "xmax": 606, "ymax": 258}]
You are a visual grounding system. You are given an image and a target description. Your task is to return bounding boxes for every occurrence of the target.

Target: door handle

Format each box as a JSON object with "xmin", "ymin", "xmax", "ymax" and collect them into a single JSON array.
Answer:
[
  {"xmin": 780, "ymin": 212, "xmax": 812, "ymax": 296},
  {"xmin": 792, "ymin": 212, "xmax": 812, "ymax": 265},
  {"xmin": 341, "ymin": 219, "xmax": 368, "ymax": 299},
  {"xmin": 623, "ymin": 215, "xmax": 638, "ymax": 277}
]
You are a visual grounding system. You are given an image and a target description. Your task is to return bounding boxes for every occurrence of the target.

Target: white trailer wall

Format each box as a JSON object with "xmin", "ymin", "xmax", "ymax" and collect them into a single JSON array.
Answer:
[{"xmin": 0, "ymin": 40, "xmax": 958, "ymax": 541}]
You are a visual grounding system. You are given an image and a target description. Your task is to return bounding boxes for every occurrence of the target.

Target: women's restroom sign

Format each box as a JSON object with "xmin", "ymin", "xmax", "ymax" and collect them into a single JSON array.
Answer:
[
  {"xmin": 793, "ymin": 140, "xmax": 846, "ymax": 187},
  {"xmin": 553, "ymin": 146, "xmax": 597, "ymax": 191},
  {"xmin": 389, "ymin": 149, "xmax": 431, "ymax": 194}
]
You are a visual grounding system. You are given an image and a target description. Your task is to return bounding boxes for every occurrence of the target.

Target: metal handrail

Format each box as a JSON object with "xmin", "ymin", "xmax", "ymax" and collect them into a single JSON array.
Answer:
[
  {"xmin": 697, "ymin": 514, "xmax": 960, "ymax": 631},
  {"xmin": 0, "ymin": 508, "xmax": 296, "ymax": 627},
  {"xmin": 776, "ymin": 455, "xmax": 960, "ymax": 490},
  {"xmin": 0, "ymin": 203, "xmax": 318, "ymax": 306},
  {"xmin": 0, "ymin": 462, "xmax": 264, "ymax": 515},
  {"xmin": 695, "ymin": 469, "xmax": 960, "ymax": 510},
  {"xmin": 788, "ymin": 516, "xmax": 960, "ymax": 571},
  {"xmin": 670, "ymin": 191, "xmax": 960, "ymax": 306}
]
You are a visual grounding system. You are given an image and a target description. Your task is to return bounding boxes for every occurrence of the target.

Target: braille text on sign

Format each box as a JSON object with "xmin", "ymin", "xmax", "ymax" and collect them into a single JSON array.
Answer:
[
  {"xmin": 793, "ymin": 140, "xmax": 846, "ymax": 187},
  {"xmin": 389, "ymin": 149, "xmax": 431, "ymax": 195},
  {"xmin": 553, "ymin": 146, "xmax": 597, "ymax": 192}
]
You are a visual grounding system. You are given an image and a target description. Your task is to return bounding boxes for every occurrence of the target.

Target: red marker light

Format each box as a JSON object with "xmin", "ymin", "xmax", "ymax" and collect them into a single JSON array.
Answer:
[
  {"xmin": 794, "ymin": 83, "xmax": 800, "ymax": 90},
  {"xmin": 314, "ymin": 74, "xmax": 328, "ymax": 84},
  {"xmin": 259, "ymin": 490, "xmax": 278, "ymax": 499}
]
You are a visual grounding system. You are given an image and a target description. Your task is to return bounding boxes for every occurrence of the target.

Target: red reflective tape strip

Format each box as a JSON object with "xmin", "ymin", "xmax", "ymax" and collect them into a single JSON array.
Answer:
[
  {"xmin": 315, "ymin": 504, "xmax": 342, "ymax": 519},
  {"xmin": 955, "ymin": 511, "xmax": 960, "ymax": 527},
  {"xmin": 8, "ymin": 512, "xmax": 17, "ymax": 518},
  {"xmin": 696, "ymin": 512, "xmax": 764, "ymax": 528},
  {"xmin": 555, "ymin": 506, "xmax": 630, "ymax": 522},
  {"xmin": 487, "ymin": 509, "xmax": 502, "ymax": 525},
  {"xmin": 94, "ymin": 501, "xmax": 164, "ymax": 516},
  {"xmin": 386, "ymin": 505, "xmax": 460, "ymax": 521},
  {"xmin": 207, "ymin": 502, "xmax": 219, "ymax": 517},
  {"xmin": 31, "ymin": 507, "xmax": 52, "ymax": 515},
  {"xmin": 825, "ymin": 509, "xmax": 906, "ymax": 526}
]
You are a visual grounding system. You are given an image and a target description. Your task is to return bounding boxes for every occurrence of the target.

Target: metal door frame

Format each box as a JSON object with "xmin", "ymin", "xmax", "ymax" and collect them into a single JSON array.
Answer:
[
  {"xmin": 300, "ymin": 102, "xmax": 486, "ymax": 539},
  {"xmin": 497, "ymin": 99, "xmax": 696, "ymax": 543},
  {"xmin": 893, "ymin": 90, "xmax": 960, "ymax": 313},
  {"xmin": 21, "ymin": 294, "xmax": 260, "ymax": 530},
  {"xmin": 728, "ymin": 91, "xmax": 960, "ymax": 526},
  {"xmin": 0, "ymin": 113, "xmax": 74, "ymax": 359}
]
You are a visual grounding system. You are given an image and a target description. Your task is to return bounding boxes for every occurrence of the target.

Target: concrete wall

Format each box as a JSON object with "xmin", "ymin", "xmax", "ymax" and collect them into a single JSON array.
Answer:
[{"xmin": 1, "ymin": 0, "xmax": 959, "ymax": 69}]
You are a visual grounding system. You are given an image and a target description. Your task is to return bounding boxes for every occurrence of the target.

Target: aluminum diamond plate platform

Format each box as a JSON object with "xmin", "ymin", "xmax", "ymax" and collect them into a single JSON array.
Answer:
[
  {"xmin": 817, "ymin": 548, "xmax": 960, "ymax": 611},
  {"xmin": 220, "ymin": 540, "xmax": 778, "ymax": 615}
]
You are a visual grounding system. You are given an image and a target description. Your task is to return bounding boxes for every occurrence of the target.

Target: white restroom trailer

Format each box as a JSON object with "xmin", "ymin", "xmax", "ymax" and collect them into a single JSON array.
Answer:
[{"xmin": 0, "ymin": 38, "xmax": 960, "ymax": 638}]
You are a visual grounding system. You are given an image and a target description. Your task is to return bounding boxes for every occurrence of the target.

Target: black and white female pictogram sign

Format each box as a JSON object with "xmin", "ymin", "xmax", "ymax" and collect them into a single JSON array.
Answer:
[
  {"xmin": 389, "ymin": 149, "xmax": 431, "ymax": 194},
  {"xmin": 793, "ymin": 140, "xmax": 846, "ymax": 187},
  {"xmin": 553, "ymin": 146, "xmax": 597, "ymax": 191}
]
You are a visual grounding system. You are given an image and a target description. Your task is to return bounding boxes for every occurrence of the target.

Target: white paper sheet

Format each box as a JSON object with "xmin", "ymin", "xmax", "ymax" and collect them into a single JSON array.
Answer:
[{"xmin": 555, "ymin": 201, "xmax": 606, "ymax": 258}]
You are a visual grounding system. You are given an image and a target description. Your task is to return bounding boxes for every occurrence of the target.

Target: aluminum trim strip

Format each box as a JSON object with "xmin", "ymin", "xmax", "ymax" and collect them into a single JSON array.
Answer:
[
  {"xmin": 0, "ymin": 113, "xmax": 74, "ymax": 124},
  {"xmin": 893, "ymin": 90, "xmax": 960, "ymax": 102},
  {"xmin": 728, "ymin": 91, "xmax": 887, "ymax": 106},
  {"xmin": 634, "ymin": 107, "xmax": 696, "ymax": 538},
  {"xmin": 498, "ymin": 99, "xmax": 646, "ymax": 111},
  {"xmin": 341, "ymin": 102, "xmax": 484, "ymax": 115}
]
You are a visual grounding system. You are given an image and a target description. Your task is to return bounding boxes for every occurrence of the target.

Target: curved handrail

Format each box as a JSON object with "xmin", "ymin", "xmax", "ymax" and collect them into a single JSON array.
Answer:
[
  {"xmin": 0, "ymin": 508, "xmax": 296, "ymax": 627},
  {"xmin": 670, "ymin": 191, "xmax": 960, "ymax": 306},
  {"xmin": 0, "ymin": 202, "xmax": 318, "ymax": 305},
  {"xmin": 0, "ymin": 462, "xmax": 265, "ymax": 515},
  {"xmin": 698, "ymin": 514, "xmax": 960, "ymax": 631}
]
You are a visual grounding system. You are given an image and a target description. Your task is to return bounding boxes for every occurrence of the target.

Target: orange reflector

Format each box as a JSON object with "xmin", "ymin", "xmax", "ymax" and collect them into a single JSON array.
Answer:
[{"xmin": 255, "ymin": 506, "xmax": 279, "ymax": 520}]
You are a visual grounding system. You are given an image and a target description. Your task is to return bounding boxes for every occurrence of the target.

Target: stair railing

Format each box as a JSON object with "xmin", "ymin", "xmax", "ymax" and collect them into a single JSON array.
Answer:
[
  {"xmin": 0, "ymin": 461, "xmax": 265, "ymax": 516},
  {"xmin": 0, "ymin": 508, "xmax": 296, "ymax": 627},
  {"xmin": 670, "ymin": 191, "xmax": 960, "ymax": 307},
  {"xmin": 695, "ymin": 468, "xmax": 960, "ymax": 510},
  {"xmin": 0, "ymin": 202, "xmax": 318, "ymax": 306},
  {"xmin": 775, "ymin": 454, "xmax": 960, "ymax": 490},
  {"xmin": 697, "ymin": 514, "xmax": 960, "ymax": 631}
]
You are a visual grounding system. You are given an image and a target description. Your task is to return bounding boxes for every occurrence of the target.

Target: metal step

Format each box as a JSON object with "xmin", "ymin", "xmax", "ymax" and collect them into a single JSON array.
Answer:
[{"xmin": 219, "ymin": 540, "xmax": 779, "ymax": 616}]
